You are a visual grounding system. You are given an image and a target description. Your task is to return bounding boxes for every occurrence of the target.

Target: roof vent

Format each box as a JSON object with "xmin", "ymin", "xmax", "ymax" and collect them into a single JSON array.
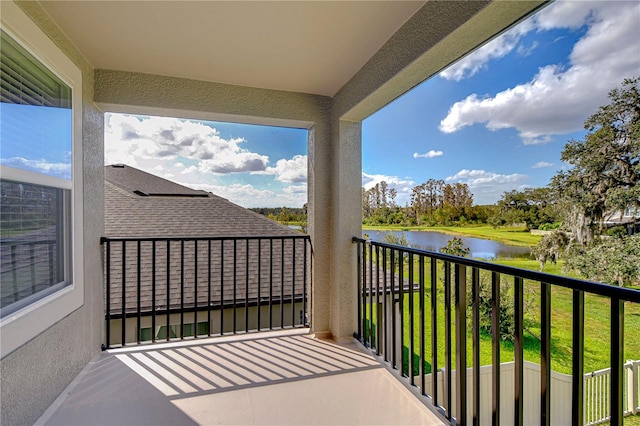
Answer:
[{"xmin": 111, "ymin": 164, "xmax": 125, "ymax": 168}]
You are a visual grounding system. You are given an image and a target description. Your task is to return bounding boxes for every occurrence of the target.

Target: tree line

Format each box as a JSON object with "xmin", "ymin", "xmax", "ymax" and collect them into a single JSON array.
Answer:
[{"xmin": 362, "ymin": 179, "xmax": 495, "ymax": 226}]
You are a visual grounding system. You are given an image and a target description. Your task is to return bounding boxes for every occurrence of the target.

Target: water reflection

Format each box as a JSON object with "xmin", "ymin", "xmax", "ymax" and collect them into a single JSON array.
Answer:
[{"xmin": 364, "ymin": 230, "xmax": 531, "ymax": 260}]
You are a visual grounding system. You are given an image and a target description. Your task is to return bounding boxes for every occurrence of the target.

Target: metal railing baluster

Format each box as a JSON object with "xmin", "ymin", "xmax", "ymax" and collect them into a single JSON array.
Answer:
[
  {"xmin": 351, "ymin": 236, "xmax": 640, "ymax": 426},
  {"xmin": 541, "ymin": 281, "xmax": 551, "ymax": 426},
  {"xmin": 514, "ymin": 276, "xmax": 524, "ymax": 426}
]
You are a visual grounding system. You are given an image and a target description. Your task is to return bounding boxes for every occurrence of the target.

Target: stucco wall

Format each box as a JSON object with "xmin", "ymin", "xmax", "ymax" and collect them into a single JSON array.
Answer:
[
  {"xmin": 0, "ymin": 2, "xmax": 104, "ymax": 425},
  {"xmin": 93, "ymin": 70, "xmax": 335, "ymax": 338}
]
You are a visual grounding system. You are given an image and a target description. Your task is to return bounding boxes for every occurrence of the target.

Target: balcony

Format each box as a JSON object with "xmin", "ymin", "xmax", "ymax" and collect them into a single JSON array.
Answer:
[
  {"xmin": 37, "ymin": 329, "xmax": 444, "ymax": 425},
  {"xmin": 33, "ymin": 235, "xmax": 640, "ymax": 425},
  {"xmin": 3, "ymin": 2, "xmax": 626, "ymax": 424}
]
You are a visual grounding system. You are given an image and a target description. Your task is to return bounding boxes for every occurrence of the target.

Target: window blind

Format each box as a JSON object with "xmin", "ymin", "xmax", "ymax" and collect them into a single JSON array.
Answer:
[{"xmin": 0, "ymin": 30, "xmax": 71, "ymax": 108}]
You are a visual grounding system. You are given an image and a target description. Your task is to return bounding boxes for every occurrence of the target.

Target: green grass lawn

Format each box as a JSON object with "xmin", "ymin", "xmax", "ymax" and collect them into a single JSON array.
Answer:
[
  {"xmin": 362, "ymin": 257, "xmax": 640, "ymax": 377},
  {"xmin": 362, "ymin": 224, "xmax": 542, "ymax": 247}
]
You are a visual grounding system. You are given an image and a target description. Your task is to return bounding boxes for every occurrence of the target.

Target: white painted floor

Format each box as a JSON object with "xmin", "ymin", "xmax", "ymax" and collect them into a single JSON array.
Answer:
[{"xmin": 37, "ymin": 329, "xmax": 445, "ymax": 425}]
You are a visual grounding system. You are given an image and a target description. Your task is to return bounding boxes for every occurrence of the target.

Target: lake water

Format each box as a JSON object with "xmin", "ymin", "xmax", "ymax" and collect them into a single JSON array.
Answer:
[{"xmin": 364, "ymin": 230, "xmax": 531, "ymax": 260}]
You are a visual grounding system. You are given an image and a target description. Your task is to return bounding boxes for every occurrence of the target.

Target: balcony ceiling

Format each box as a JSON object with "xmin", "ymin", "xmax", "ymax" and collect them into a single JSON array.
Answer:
[{"xmin": 40, "ymin": 1, "xmax": 426, "ymax": 97}]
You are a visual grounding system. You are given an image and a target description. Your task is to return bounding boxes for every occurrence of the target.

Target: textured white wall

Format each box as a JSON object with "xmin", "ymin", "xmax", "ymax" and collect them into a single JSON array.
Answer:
[{"xmin": 0, "ymin": 2, "xmax": 104, "ymax": 425}]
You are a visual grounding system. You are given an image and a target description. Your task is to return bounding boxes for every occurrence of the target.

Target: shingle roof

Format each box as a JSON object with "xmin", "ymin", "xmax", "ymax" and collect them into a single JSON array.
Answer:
[
  {"xmin": 104, "ymin": 164, "xmax": 301, "ymax": 238},
  {"xmin": 103, "ymin": 165, "xmax": 308, "ymax": 315}
]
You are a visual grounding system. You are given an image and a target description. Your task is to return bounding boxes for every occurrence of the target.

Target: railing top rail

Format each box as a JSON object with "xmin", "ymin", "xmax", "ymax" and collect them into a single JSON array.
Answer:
[
  {"xmin": 101, "ymin": 235, "xmax": 310, "ymax": 244},
  {"xmin": 353, "ymin": 236, "xmax": 640, "ymax": 303}
]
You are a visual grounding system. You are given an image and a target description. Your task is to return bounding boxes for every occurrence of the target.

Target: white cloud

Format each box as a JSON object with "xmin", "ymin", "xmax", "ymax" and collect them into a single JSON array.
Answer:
[
  {"xmin": 413, "ymin": 150, "xmax": 443, "ymax": 159},
  {"xmin": 517, "ymin": 41, "xmax": 538, "ymax": 57},
  {"xmin": 261, "ymin": 154, "xmax": 307, "ymax": 183},
  {"xmin": 440, "ymin": 20, "xmax": 533, "ymax": 81},
  {"xmin": 446, "ymin": 169, "xmax": 529, "ymax": 205},
  {"xmin": 532, "ymin": 161, "xmax": 554, "ymax": 169},
  {"xmin": 105, "ymin": 114, "xmax": 269, "ymax": 174},
  {"xmin": 0, "ymin": 157, "xmax": 71, "ymax": 180},
  {"xmin": 283, "ymin": 184, "xmax": 307, "ymax": 195},
  {"xmin": 439, "ymin": 1, "xmax": 640, "ymax": 144},
  {"xmin": 187, "ymin": 182, "xmax": 306, "ymax": 208}
]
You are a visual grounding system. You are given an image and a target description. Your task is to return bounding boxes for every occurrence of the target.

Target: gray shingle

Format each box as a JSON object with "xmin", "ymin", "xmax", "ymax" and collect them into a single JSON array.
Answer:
[{"xmin": 104, "ymin": 165, "xmax": 308, "ymax": 315}]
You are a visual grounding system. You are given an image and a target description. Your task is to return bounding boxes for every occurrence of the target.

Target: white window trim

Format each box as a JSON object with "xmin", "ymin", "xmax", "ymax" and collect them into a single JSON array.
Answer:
[{"xmin": 0, "ymin": 0, "xmax": 84, "ymax": 359}]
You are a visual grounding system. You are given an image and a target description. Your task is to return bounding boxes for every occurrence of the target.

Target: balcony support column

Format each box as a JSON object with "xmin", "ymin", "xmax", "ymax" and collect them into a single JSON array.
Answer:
[{"xmin": 326, "ymin": 120, "xmax": 361, "ymax": 340}]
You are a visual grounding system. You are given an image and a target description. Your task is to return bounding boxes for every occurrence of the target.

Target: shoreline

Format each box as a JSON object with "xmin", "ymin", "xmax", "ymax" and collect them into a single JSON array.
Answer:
[{"xmin": 362, "ymin": 225, "xmax": 540, "ymax": 247}]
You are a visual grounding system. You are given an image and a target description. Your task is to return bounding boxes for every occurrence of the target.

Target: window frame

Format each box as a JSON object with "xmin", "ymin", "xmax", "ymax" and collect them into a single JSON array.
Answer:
[{"xmin": 0, "ymin": 1, "xmax": 84, "ymax": 359}]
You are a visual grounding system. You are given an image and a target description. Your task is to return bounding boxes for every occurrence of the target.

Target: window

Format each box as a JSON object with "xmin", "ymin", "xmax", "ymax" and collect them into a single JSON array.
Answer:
[
  {"xmin": 1, "ymin": 29, "xmax": 73, "ymax": 316},
  {"xmin": 0, "ymin": 1, "xmax": 83, "ymax": 359}
]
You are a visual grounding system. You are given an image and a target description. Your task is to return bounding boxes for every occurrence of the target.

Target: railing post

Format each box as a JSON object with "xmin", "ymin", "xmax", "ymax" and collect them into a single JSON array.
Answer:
[
  {"xmin": 356, "ymin": 240, "xmax": 362, "ymax": 340},
  {"xmin": 136, "ymin": 240, "xmax": 142, "ymax": 344},
  {"xmin": 180, "ymin": 240, "xmax": 185, "ymax": 339},
  {"xmin": 514, "ymin": 276, "xmax": 524, "ymax": 426},
  {"xmin": 105, "ymin": 239, "xmax": 111, "ymax": 349},
  {"xmin": 491, "ymin": 271, "xmax": 500, "ymax": 426},
  {"xmin": 471, "ymin": 267, "xmax": 480, "ymax": 426},
  {"xmin": 383, "ymin": 247, "xmax": 388, "ymax": 361},
  {"xmin": 245, "ymin": 239, "xmax": 249, "ymax": 332},
  {"xmin": 166, "ymin": 240, "xmax": 171, "ymax": 341},
  {"xmin": 430, "ymin": 258, "xmax": 439, "ymax": 407},
  {"xmin": 368, "ymin": 242, "xmax": 374, "ymax": 348},
  {"xmin": 303, "ymin": 237, "xmax": 308, "ymax": 327},
  {"xmin": 220, "ymin": 239, "xmax": 225, "ymax": 334},
  {"xmin": 391, "ymin": 248, "xmax": 396, "ymax": 369},
  {"xmin": 409, "ymin": 252, "xmax": 415, "ymax": 384},
  {"xmin": 399, "ymin": 249, "xmax": 405, "ymax": 377},
  {"xmin": 152, "ymin": 240, "xmax": 157, "ymax": 342},
  {"xmin": 377, "ymin": 245, "xmax": 382, "ymax": 356},
  {"xmin": 362, "ymin": 241, "xmax": 367, "ymax": 343},
  {"xmin": 572, "ymin": 290, "xmax": 584, "ymax": 426},
  {"xmin": 541, "ymin": 282, "xmax": 551, "ymax": 426},
  {"xmin": 419, "ymin": 254, "xmax": 426, "ymax": 396},
  {"xmin": 611, "ymin": 298, "xmax": 624, "ymax": 425},
  {"xmin": 455, "ymin": 263, "xmax": 467, "ymax": 426},
  {"xmin": 207, "ymin": 240, "xmax": 211, "ymax": 337},
  {"xmin": 194, "ymin": 240, "xmax": 199, "ymax": 337},
  {"xmin": 121, "ymin": 241, "xmax": 127, "ymax": 346},
  {"xmin": 444, "ymin": 261, "xmax": 452, "ymax": 418}
]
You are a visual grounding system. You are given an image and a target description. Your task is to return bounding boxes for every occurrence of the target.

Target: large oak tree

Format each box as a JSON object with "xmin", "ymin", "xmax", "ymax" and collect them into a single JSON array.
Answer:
[{"xmin": 551, "ymin": 77, "xmax": 640, "ymax": 244}]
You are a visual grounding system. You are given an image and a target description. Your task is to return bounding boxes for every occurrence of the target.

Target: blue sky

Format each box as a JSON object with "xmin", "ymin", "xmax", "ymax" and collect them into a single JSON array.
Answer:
[
  {"xmin": 1, "ymin": 103, "xmax": 72, "ymax": 180},
  {"xmin": 363, "ymin": 0, "xmax": 640, "ymax": 205},
  {"xmin": 6, "ymin": 1, "xmax": 630, "ymax": 208}
]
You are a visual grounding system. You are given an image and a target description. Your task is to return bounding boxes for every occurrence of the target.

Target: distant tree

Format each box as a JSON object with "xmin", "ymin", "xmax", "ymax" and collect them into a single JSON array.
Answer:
[
  {"xmin": 551, "ymin": 77, "xmax": 640, "ymax": 244},
  {"xmin": 531, "ymin": 230, "xmax": 570, "ymax": 271},
  {"xmin": 565, "ymin": 235, "xmax": 640, "ymax": 287},
  {"xmin": 492, "ymin": 187, "xmax": 558, "ymax": 230},
  {"xmin": 440, "ymin": 237, "xmax": 470, "ymax": 257}
]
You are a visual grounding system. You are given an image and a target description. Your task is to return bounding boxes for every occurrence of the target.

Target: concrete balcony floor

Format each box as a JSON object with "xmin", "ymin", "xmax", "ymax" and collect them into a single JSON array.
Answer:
[{"xmin": 37, "ymin": 329, "xmax": 444, "ymax": 425}]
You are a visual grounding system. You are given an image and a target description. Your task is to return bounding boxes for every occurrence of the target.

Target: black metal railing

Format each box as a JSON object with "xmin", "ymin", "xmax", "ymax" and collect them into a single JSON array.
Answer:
[
  {"xmin": 353, "ymin": 236, "xmax": 640, "ymax": 426},
  {"xmin": 101, "ymin": 235, "xmax": 311, "ymax": 349}
]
